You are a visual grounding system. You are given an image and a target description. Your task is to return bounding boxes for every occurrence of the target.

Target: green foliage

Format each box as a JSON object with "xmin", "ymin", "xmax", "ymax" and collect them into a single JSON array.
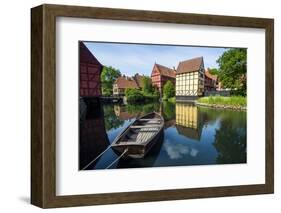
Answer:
[
  {"xmin": 125, "ymin": 102, "xmax": 160, "ymax": 115},
  {"xmin": 197, "ymin": 96, "xmax": 247, "ymax": 107},
  {"xmin": 101, "ymin": 66, "xmax": 121, "ymax": 96},
  {"xmin": 125, "ymin": 88, "xmax": 159, "ymax": 103},
  {"xmin": 163, "ymin": 80, "xmax": 175, "ymax": 99},
  {"xmin": 167, "ymin": 97, "xmax": 176, "ymax": 103},
  {"xmin": 124, "ymin": 77, "xmax": 159, "ymax": 103},
  {"xmin": 213, "ymin": 114, "xmax": 246, "ymax": 164},
  {"xmin": 125, "ymin": 88, "xmax": 145, "ymax": 103},
  {"xmin": 209, "ymin": 68, "xmax": 219, "ymax": 75},
  {"xmin": 153, "ymin": 86, "xmax": 160, "ymax": 96},
  {"xmin": 103, "ymin": 104, "xmax": 124, "ymax": 130},
  {"xmin": 217, "ymin": 48, "xmax": 247, "ymax": 96},
  {"xmin": 162, "ymin": 101, "xmax": 175, "ymax": 120},
  {"xmin": 142, "ymin": 76, "xmax": 153, "ymax": 94}
]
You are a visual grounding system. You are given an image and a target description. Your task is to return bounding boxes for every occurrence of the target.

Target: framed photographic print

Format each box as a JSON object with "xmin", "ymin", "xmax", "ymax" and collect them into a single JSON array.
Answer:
[{"xmin": 31, "ymin": 4, "xmax": 274, "ymax": 208}]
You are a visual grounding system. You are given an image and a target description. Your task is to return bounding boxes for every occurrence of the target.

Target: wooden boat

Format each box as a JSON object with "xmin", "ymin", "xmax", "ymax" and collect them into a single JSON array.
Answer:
[{"xmin": 111, "ymin": 112, "xmax": 164, "ymax": 158}]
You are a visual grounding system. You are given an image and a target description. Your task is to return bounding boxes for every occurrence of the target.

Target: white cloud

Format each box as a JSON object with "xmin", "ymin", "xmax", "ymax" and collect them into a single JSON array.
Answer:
[{"xmin": 163, "ymin": 140, "xmax": 199, "ymax": 160}]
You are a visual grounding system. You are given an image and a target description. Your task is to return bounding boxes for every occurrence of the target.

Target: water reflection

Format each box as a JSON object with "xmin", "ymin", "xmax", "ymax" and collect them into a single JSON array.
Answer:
[
  {"xmin": 164, "ymin": 139, "xmax": 199, "ymax": 160},
  {"xmin": 79, "ymin": 99, "xmax": 247, "ymax": 170},
  {"xmin": 79, "ymin": 99, "xmax": 110, "ymax": 169}
]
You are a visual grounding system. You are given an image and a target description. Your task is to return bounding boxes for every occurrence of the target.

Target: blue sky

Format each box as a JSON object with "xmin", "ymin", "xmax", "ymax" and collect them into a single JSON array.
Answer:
[{"xmin": 84, "ymin": 42, "xmax": 228, "ymax": 76}]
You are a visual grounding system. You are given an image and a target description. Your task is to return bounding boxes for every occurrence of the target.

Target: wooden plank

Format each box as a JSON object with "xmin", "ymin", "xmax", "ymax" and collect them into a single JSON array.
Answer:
[
  {"xmin": 131, "ymin": 125, "xmax": 160, "ymax": 128},
  {"xmin": 140, "ymin": 129, "xmax": 158, "ymax": 132},
  {"xmin": 119, "ymin": 141, "xmax": 136, "ymax": 144},
  {"xmin": 139, "ymin": 119, "xmax": 161, "ymax": 121}
]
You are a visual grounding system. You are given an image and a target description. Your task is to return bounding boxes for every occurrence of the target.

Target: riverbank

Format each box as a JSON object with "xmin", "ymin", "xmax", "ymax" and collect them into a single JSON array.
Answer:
[{"xmin": 196, "ymin": 96, "xmax": 247, "ymax": 110}]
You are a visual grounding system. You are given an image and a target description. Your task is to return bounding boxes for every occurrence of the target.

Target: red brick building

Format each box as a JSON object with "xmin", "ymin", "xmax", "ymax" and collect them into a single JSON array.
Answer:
[
  {"xmin": 204, "ymin": 68, "xmax": 218, "ymax": 91},
  {"xmin": 151, "ymin": 63, "xmax": 176, "ymax": 95},
  {"xmin": 113, "ymin": 74, "xmax": 146, "ymax": 96},
  {"xmin": 113, "ymin": 76, "xmax": 139, "ymax": 96},
  {"xmin": 79, "ymin": 42, "xmax": 103, "ymax": 97}
]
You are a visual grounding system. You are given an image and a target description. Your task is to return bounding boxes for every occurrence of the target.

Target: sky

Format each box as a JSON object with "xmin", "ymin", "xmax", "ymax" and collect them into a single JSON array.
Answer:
[{"xmin": 84, "ymin": 41, "xmax": 228, "ymax": 76}]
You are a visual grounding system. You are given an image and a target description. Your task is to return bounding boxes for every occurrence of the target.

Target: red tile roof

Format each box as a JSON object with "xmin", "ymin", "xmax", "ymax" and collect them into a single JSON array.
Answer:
[
  {"xmin": 79, "ymin": 42, "xmax": 102, "ymax": 66},
  {"xmin": 205, "ymin": 69, "xmax": 218, "ymax": 81},
  {"xmin": 134, "ymin": 74, "xmax": 145, "ymax": 88},
  {"xmin": 115, "ymin": 76, "xmax": 139, "ymax": 89},
  {"xmin": 177, "ymin": 57, "xmax": 203, "ymax": 74},
  {"xmin": 155, "ymin": 64, "xmax": 176, "ymax": 78}
]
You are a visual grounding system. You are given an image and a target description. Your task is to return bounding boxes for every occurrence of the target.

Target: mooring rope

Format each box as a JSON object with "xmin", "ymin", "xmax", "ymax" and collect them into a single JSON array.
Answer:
[
  {"xmin": 105, "ymin": 148, "xmax": 128, "ymax": 169},
  {"xmin": 81, "ymin": 145, "xmax": 113, "ymax": 170}
]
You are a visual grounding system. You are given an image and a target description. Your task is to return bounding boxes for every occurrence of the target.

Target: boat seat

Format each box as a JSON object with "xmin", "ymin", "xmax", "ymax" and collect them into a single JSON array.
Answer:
[
  {"xmin": 139, "ymin": 128, "xmax": 159, "ymax": 132},
  {"xmin": 136, "ymin": 129, "xmax": 156, "ymax": 143},
  {"xmin": 131, "ymin": 125, "xmax": 160, "ymax": 129},
  {"xmin": 139, "ymin": 118, "xmax": 161, "ymax": 121}
]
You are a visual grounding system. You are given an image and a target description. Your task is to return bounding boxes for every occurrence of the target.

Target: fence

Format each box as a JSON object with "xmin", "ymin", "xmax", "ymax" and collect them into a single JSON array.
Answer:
[{"xmin": 204, "ymin": 90, "xmax": 231, "ymax": 97}]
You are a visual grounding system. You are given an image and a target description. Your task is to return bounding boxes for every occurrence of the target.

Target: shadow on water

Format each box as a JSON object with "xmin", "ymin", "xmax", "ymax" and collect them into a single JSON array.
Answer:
[
  {"xmin": 79, "ymin": 98, "xmax": 247, "ymax": 170},
  {"xmin": 79, "ymin": 98, "xmax": 110, "ymax": 169}
]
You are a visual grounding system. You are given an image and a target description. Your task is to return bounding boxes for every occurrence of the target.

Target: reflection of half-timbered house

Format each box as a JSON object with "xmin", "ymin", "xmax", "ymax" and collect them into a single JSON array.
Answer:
[
  {"xmin": 79, "ymin": 102, "xmax": 110, "ymax": 170},
  {"xmin": 79, "ymin": 42, "xmax": 103, "ymax": 98},
  {"xmin": 175, "ymin": 103, "xmax": 203, "ymax": 141},
  {"xmin": 151, "ymin": 63, "xmax": 176, "ymax": 95},
  {"xmin": 176, "ymin": 57, "xmax": 205, "ymax": 100}
]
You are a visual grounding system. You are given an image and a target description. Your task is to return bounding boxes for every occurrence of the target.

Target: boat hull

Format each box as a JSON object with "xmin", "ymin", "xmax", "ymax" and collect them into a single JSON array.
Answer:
[
  {"xmin": 111, "ymin": 112, "xmax": 164, "ymax": 159},
  {"xmin": 112, "ymin": 128, "xmax": 164, "ymax": 158}
]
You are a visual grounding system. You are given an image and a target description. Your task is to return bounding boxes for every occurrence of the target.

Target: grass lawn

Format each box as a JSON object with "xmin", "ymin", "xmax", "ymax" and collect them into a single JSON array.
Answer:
[{"xmin": 197, "ymin": 96, "xmax": 246, "ymax": 107}]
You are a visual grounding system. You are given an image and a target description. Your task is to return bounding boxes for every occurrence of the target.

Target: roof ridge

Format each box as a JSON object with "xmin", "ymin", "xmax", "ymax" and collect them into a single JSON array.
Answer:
[{"xmin": 178, "ymin": 56, "xmax": 203, "ymax": 64}]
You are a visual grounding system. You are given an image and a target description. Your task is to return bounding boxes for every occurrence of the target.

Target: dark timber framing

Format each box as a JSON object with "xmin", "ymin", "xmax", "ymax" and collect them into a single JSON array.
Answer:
[{"xmin": 31, "ymin": 4, "xmax": 274, "ymax": 208}]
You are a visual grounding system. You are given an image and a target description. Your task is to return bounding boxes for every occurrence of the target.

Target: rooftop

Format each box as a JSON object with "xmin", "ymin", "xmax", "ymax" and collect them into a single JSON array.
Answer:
[
  {"xmin": 177, "ymin": 57, "xmax": 203, "ymax": 74},
  {"xmin": 115, "ymin": 76, "xmax": 139, "ymax": 89},
  {"xmin": 205, "ymin": 68, "xmax": 218, "ymax": 81},
  {"xmin": 154, "ymin": 63, "xmax": 176, "ymax": 78}
]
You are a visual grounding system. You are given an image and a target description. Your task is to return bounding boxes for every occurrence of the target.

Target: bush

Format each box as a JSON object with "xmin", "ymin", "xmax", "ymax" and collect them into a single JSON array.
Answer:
[
  {"xmin": 197, "ymin": 96, "xmax": 246, "ymax": 107},
  {"xmin": 163, "ymin": 81, "xmax": 175, "ymax": 99},
  {"xmin": 125, "ymin": 88, "xmax": 145, "ymax": 103},
  {"xmin": 143, "ymin": 93, "xmax": 159, "ymax": 102}
]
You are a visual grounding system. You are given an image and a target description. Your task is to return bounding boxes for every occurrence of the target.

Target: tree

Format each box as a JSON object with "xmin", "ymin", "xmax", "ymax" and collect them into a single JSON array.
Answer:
[
  {"xmin": 153, "ymin": 85, "xmax": 160, "ymax": 97},
  {"xmin": 142, "ymin": 76, "xmax": 153, "ymax": 94},
  {"xmin": 125, "ymin": 88, "xmax": 144, "ymax": 103},
  {"xmin": 101, "ymin": 66, "xmax": 121, "ymax": 96},
  {"xmin": 217, "ymin": 48, "xmax": 247, "ymax": 96},
  {"xmin": 163, "ymin": 80, "xmax": 175, "ymax": 99},
  {"xmin": 209, "ymin": 68, "xmax": 219, "ymax": 75}
]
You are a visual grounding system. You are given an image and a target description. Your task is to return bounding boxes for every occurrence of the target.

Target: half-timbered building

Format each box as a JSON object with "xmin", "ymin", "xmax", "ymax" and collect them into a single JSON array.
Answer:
[
  {"xmin": 176, "ymin": 57, "xmax": 205, "ymax": 100},
  {"xmin": 151, "ymin": 63, "xmax": 176, "ymax": 95},
  {"xmin": 79, "ymin": 42, "xmax": 103, "ymax": 98}
]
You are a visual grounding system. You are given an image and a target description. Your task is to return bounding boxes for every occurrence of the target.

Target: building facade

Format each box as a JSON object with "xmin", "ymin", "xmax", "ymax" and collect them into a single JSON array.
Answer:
[
  {"xmin": 204, "ymin": 68, "xmax": 218, "ymax": 92},
  {"xmin": 79, "ymin": 42, "xmax": 103, "ymax": 98},
  {"xmin": 113, "ymin": 75, "xmax": 139, "ymax": 96},
  {"xmin": 176, "ymin": 57, "xmax": 205, "ymax": 100},
  {"xmin": 151, "ymin": 63, "xmax": 176, "ymax": 95}
]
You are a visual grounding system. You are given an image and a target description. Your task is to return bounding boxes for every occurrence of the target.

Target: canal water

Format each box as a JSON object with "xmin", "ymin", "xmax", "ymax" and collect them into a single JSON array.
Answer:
[{"xmin": 79, "ymin": 101, "xmax": 246, "ymax": 170}]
